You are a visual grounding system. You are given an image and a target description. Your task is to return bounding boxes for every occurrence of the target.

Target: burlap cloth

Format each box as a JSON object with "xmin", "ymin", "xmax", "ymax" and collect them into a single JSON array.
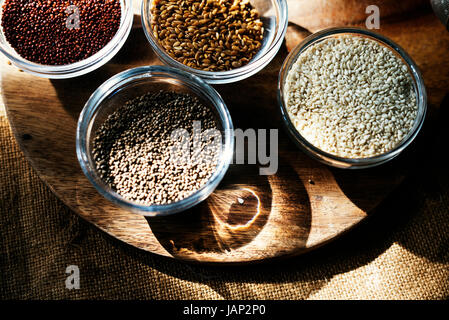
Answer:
[{"xmin": 1, "ymin": 93, "xmax": 448, "ymax": 299}]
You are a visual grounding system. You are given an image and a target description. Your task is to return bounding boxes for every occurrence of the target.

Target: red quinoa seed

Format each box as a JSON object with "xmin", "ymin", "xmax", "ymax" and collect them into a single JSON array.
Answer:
[{"xmin": 1, "ymin": 0, "xmax": 122, "ymax": 65}]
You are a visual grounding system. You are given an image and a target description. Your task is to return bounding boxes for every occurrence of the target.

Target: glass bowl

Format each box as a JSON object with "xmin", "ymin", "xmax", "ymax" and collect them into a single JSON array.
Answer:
[
  {"xmin": 76, "ymin": 66, "xmax": 234, "ymax": 216},
  {"xmin": 141, "ymin": 0, "xmax": 288, "ymax": 84},
  {"xmin": 0, "ymin": 0, "xmax": 133, "ymax": 79},
  {"xmin": 278, "ymin": 27, "xmax": 427, "ymax": 169}
]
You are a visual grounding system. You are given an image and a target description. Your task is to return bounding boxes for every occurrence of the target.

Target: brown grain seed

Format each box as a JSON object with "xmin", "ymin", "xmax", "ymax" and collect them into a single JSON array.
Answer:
[{"xmin": 151, "ymin": 0, "xmax": 263, "ymax": 71}]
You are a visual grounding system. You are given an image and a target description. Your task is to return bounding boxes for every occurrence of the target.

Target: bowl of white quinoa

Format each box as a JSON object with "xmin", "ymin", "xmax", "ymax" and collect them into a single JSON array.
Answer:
[{"xmin": 278, "ymin": 28, "xmax": 427, "ymax": 169}]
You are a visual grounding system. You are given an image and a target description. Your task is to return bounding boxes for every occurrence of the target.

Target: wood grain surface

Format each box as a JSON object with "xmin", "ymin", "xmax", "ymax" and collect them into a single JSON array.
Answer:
[
  {"xmin": 287, "ymin": 0, "xmax": 430, "ymax": 32},
  {"xmin": 1, "ymin": 1, "xmax": 449, "ymax": 263}
]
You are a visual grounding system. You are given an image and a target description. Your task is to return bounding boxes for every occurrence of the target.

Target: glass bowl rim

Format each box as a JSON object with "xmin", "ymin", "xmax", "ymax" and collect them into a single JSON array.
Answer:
[
  {"xmin": 76, "ymin": 65, "xmax": 235, "ymax": 216},
  {"xmin": 140, "ymin": 0, "xmax": 288, "ymax": 83},
  {"xmin": 278, "ymin": 27, "xmax": 427, "ymax": 167},
  {"xmin": 0, "ymin": 0, "xmax": 133, "ymax": 77}
]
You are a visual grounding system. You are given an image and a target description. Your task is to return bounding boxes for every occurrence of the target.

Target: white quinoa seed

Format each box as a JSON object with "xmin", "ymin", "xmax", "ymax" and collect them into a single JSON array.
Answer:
[{"xmin": 285, "ymin": 35, "xmax": 418, "ymax": 158}]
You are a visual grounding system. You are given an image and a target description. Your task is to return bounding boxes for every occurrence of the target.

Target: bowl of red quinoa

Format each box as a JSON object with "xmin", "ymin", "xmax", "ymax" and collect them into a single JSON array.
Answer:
[
  {"xmin": 278, "ymin": 27, "xmax": 427, "ymax": 169},
  {"xmin": 141, "ymin": 0, "xmax": 288, "ymax": 84},
  {"xmin": 0, "ymin": 0, "xmax": 133, "ymax": 78},
  {"xmin": 76, "ymin": 65, "xmax": 234, "ymax": 216}
]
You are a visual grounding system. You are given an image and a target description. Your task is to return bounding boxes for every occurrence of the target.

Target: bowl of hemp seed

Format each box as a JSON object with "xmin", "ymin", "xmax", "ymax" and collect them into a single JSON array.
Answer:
[
  {"xmin": 141, "ymin": 0, "xmax": 288, "ymax": 84},
  {"xmin": 278, "ymin": 28, "xmax": 427, "ymax": 169},
  {"xmin": 76, "ymin": 66, "xmax": 234, "ymax": 215}
]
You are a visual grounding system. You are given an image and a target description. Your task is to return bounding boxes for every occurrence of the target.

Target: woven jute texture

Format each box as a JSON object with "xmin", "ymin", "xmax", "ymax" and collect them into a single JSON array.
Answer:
[{"xmin": 0, "ymin": 99, "xmax": 448, "ymax": 300}]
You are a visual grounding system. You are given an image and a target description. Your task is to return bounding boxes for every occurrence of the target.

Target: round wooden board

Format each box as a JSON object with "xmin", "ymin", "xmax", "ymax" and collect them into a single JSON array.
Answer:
[{"xmin": 2, "ymin": 3, "xmax": 449, "ymax": 264}]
